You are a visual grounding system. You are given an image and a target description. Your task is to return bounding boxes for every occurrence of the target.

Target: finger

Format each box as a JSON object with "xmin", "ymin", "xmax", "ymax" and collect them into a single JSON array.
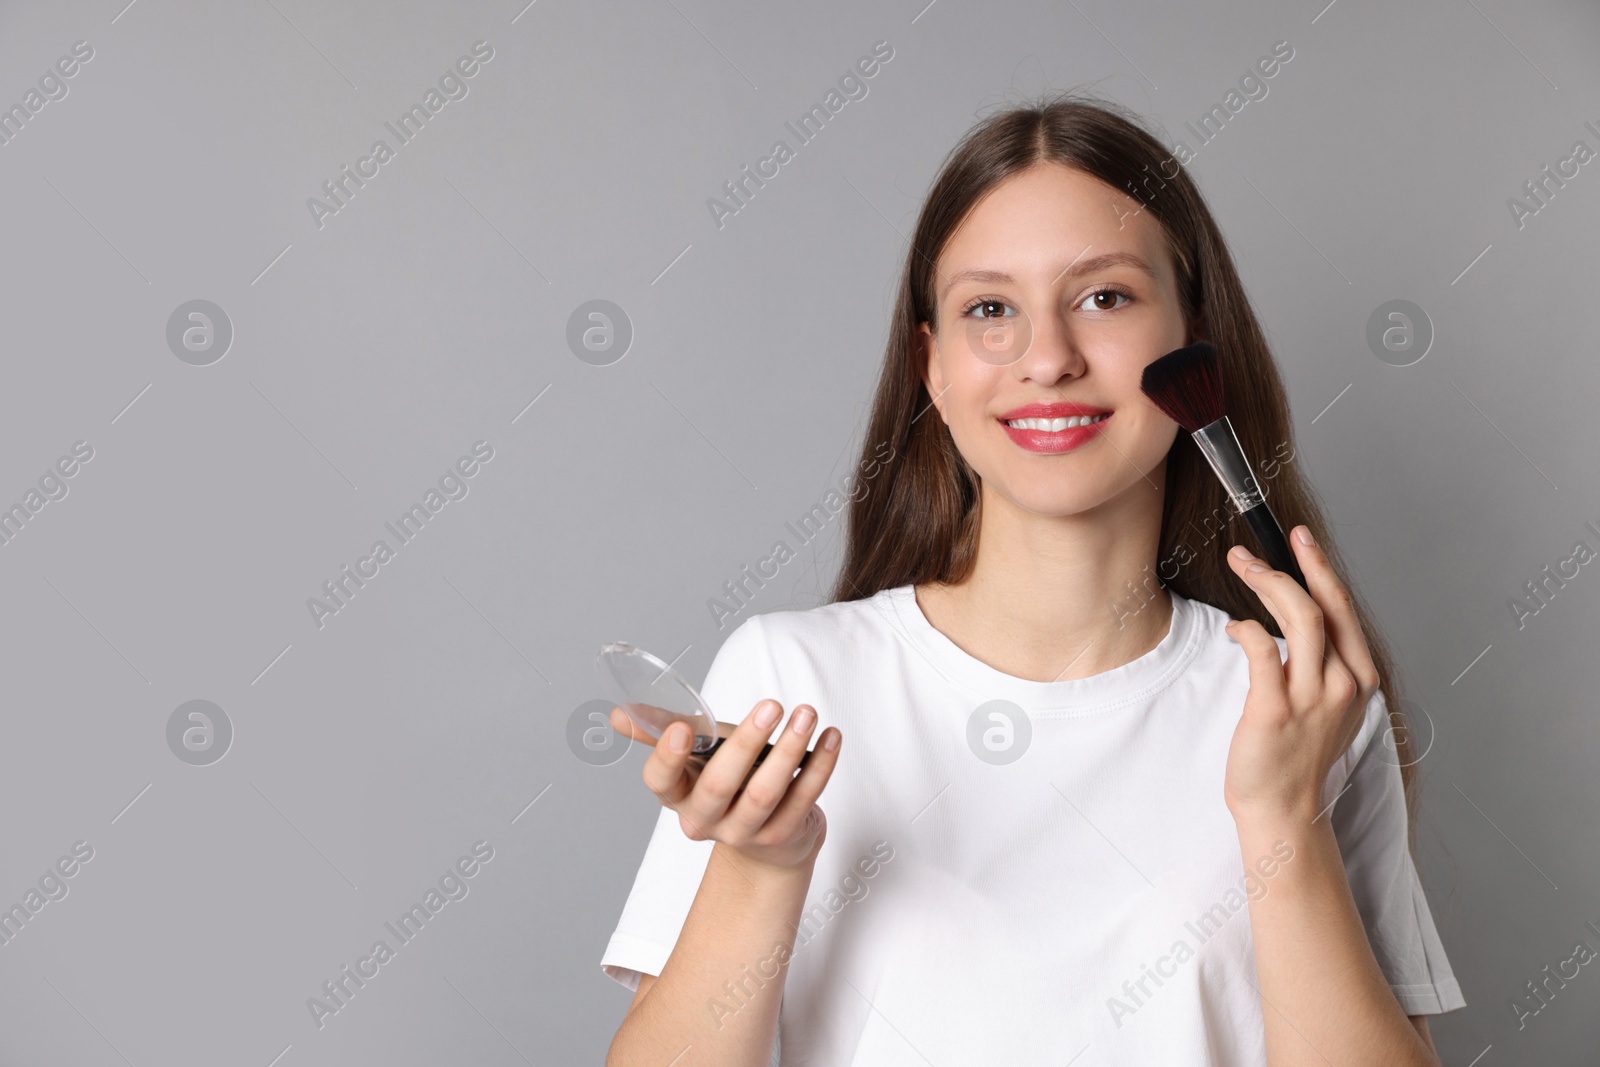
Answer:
[
  {"xmin": 608, "ymin": 705, "xmax": 658, "ymax": 746},
  {"xmin": 1228, "ymin": 543, "xmax": 1324, "ymax": 711},
  {"xmin": 639, "ymin": 720, "xmax": 700, "ymax": 810},
  {"xmin": 679, "ymin": 699, "xmax": 784, "ymax": 832},
  {"xmin": 1225, "ymin": 618, "xmax": 1290, "ymax": 718},
  {"xmin": 763, "ymin": 726, "xmax": 842, "ymax": 838},
  {"xmin": 1289, "ymin": 526, "xmax": 1380, "ymax": 699},
  {"xmin": 725, "ymin": 704, "xmax": 820, "ymax": 836}
]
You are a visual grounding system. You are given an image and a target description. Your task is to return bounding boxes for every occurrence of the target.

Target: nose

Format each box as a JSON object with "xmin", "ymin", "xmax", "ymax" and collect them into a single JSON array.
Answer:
[{"xmin": 1012, "ymin": 303, "xmax": 1086, "ymax": 384}]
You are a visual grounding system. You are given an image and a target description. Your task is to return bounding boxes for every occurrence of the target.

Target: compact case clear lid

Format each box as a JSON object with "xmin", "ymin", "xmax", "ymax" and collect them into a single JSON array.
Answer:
[{"xmin": 595, "ymin": 641, "xmax": 721, "ymax": 755}]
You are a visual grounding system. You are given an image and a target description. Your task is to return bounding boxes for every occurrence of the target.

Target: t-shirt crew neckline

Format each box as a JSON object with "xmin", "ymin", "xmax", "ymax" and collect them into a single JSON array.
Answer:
[{"xmin": 885, "ymin": 583, "xmax": 1205, "ymax": 713}]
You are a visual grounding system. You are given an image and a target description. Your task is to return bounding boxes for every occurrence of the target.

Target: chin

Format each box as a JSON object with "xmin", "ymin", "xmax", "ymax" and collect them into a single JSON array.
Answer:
[{"xmin": 989, "ymin": 479, "xmax": 1114, "ymax": 518}]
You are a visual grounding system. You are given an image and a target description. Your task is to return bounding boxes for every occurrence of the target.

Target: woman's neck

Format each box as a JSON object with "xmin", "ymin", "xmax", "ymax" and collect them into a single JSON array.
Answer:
[{"xmin": 914, "ymin": 487, "xmax": 1173, "ymax": 684}]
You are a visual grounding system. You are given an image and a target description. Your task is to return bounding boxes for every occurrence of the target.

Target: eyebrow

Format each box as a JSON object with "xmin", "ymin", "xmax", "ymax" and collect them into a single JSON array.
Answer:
[{"xmin": 938, "ymin": 251, "xmax": 1156, "ymax": 302}]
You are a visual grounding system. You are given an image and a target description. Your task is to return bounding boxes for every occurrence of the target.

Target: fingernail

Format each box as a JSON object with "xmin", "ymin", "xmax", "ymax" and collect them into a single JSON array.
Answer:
[
  {"xmin": 823, "ymin": 729, "xmax": 840, "ymax": 751},
  {"xmin": 754, "ymin": 701, "xmax": 780, "ymax": 730},
  {"xmin": 792, "ymin": 706, "xmax": 816, "ymax": 733},
  {"xmin": 668, "ymin": 724, "xmax": 690, "ymax": 752},
  {"xmin": 1230, "ymin": 545, "xmax": 1253, "ymax": 561},
  {"xmin": 1296, "ymin": 525, "xmax": 1316, "ymax": 546}
]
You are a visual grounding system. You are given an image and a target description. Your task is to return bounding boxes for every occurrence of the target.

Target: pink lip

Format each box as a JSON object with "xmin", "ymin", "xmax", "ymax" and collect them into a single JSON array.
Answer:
[{"xmin": 998, "ymin": 411, "xmax": 1112, "ymax": 454}]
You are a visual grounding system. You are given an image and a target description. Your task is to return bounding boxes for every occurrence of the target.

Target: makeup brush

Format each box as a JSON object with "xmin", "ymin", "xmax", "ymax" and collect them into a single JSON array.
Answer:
[{"xmin": 1140, "ymin": 341, "xmax": 1308, "ymax": 591}]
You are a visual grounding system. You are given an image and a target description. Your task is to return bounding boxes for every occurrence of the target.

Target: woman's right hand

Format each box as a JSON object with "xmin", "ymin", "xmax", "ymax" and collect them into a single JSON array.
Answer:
[{"xmin": 608, "ymin": 700, "xmax": 842, "ymax": 872}]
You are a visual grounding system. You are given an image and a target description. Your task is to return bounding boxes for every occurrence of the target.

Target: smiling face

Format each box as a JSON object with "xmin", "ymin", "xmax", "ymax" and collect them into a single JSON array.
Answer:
[{"xmin": 919, "ymin": 161, "xmax": 1199, "ymax": 519}]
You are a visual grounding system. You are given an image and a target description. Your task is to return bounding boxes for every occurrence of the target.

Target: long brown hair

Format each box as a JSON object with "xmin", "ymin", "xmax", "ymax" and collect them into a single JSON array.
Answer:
[{"xmin": 828, "ymin": 90, "xmax": 1427, "ymax": 849}]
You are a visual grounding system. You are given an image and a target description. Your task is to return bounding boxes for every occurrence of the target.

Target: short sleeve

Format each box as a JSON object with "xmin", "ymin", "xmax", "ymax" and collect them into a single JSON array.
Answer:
[
  {"xmin": 1328, "ymin": 689, "xmax": 1467, "ymax": 1014},
  {"xmin": 599, "ymin": 615, "xmax": 775, "ymax": 993}
]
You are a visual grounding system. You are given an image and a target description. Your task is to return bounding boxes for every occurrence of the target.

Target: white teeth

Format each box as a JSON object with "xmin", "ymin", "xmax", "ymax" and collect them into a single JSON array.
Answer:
[{"xmin": 1004, "ymin": 414, "xmax": 1109, "ymax": 431}]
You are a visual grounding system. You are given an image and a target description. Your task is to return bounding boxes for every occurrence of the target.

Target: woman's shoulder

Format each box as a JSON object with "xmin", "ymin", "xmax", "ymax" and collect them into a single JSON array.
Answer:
[
  {"xmin": 1164, "ymin": 590, "xmax": 1282, "ymax": 651},
  {"xmin": 726, "ymin": 586, "xmax": 907, "ymax": 655},
  {"xmin": 1179, "ymin": 591, "xmax": 1289, "ymax": 661}
]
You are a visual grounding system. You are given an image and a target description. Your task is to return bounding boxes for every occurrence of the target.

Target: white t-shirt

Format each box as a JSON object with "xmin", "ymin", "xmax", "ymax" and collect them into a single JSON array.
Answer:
[{"xmin": 600, "ymin": 585, "xmax": 1465, "ymax": 1065}]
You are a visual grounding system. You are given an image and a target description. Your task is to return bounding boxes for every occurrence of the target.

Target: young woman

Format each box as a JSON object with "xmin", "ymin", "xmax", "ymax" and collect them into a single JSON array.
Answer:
[{"xmin": 600, "ymin": 93, "xmax": 1464, "ymax": 1066}]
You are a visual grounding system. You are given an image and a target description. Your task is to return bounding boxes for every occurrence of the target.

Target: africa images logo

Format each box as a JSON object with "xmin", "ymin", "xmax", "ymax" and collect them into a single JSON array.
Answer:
[
  {"xmin": 306, "ymin": 41, "xmax": 495, "ymax": 230},
  {"xmin": 305, "ymin": 840, "xmax": 495, "ymax": 1029}
]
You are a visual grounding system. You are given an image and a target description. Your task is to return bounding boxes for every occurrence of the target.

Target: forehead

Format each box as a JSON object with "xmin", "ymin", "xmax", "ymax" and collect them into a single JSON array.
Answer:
[{"xmin": 935, "ymin": 162, "xmax": 1175, "ymax": 292}]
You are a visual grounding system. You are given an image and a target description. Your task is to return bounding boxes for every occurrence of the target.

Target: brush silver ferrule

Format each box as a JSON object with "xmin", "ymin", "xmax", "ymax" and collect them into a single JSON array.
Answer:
[{"xmin": 1192, "ymin": 416, "xmax": 1265, "ymax": 514}]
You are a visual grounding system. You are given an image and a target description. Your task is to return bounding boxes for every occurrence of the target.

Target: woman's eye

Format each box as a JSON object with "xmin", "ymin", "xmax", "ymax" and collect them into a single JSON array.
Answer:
[
  {"xmin": 1078, "ymin": 288, "xmax": 1130, "ymax": 312},
  {"xmin": 961, "ymin": 299, "xmax": 1012, "ymax": 319}
]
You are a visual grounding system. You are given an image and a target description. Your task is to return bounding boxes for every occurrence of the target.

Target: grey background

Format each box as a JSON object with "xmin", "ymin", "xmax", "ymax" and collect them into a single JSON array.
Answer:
[{"xmin": 0, "ymin": 0, "xmax": 1596, "ymax": 1063}]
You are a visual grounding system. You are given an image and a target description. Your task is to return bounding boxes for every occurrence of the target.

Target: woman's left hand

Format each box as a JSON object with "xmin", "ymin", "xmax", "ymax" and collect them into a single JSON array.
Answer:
[{"xmin": 1221, "ymin": 525, "xmax": 1381, "ymax": 824}]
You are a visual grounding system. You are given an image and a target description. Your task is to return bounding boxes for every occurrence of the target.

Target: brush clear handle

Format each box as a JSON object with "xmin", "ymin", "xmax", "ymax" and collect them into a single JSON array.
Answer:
[
  {"xmin": 1192, "ymin": 417, "xmax": 1308, "ymax": 591},
  {"xmin": 1192, "ymin": 417, "xmax": 1263, "ymax": 512}
]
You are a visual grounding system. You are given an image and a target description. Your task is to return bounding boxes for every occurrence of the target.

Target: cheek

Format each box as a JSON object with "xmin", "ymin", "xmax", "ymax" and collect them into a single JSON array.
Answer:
[
  {"xmin": 952, "ymin": 383, "xmax": 1007, "ymax": 442},
  {"xmin": 1119, "ymin": 412, "xmax": 1181, "ymax": 466},
  {"xmin": 934, "ymin": 359, "xmax": 991, "ymax": 424},
  {"xmin": 938, "ymin": 395, "xmax": 998, "ymax": 471}
]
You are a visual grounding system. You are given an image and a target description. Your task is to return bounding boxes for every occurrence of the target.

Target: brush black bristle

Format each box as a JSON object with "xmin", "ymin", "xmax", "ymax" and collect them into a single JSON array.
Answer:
[{"xmin": 1140, "ymin": 341, "xmax": 1225, "ymax": 433}]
